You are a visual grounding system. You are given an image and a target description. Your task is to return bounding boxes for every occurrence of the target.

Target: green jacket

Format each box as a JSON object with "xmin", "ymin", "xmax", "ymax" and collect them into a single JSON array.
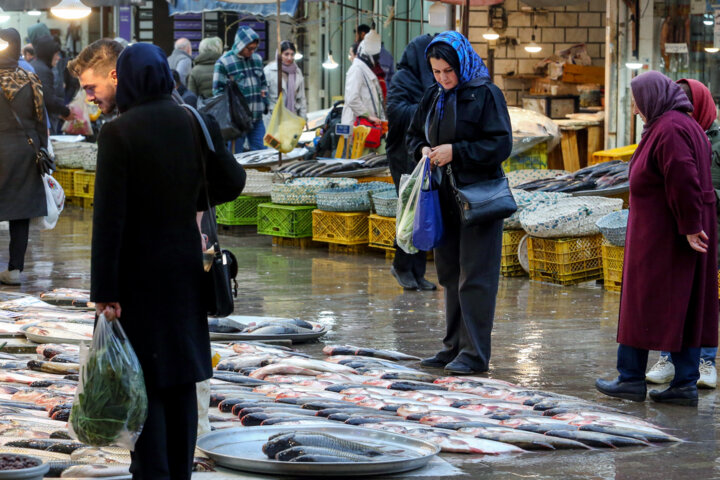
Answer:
[
  {"xmin": 707, "ymin": 121, "xmax": 720, "ymax": 266},
  {"xmin": 188, "ymin": 50, "xmax": 220, "ymax": 99}
]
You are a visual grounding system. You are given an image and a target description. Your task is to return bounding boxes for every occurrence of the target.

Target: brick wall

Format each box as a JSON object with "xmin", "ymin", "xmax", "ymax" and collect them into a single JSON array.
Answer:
[{"xmin": 468, "ymin": 0, "xmax": 606, "ymax": 106}]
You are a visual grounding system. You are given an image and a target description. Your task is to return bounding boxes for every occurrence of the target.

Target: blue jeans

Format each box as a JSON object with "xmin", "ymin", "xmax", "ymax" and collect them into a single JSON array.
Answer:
[
  {"xmin": 231, "ymin": 119, "xmax": 266, "ymax": 153},
  {"xmin": 619, "ymin": 344, "xmax": 700, "ymax": 388},
  {"xmin": 660, "ymin": 348, "xmax": 717, "ymax": 366}
]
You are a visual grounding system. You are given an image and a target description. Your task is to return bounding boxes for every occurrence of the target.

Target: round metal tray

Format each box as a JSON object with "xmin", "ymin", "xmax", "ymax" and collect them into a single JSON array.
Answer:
[
  {"xmin": 19, "ymin": 323, "xmax": 90, "ymax": 345},
  {"xmin": 197, "ymin": 425, "xmax": 439, "ymax": 477},
  {"xmin": 208, "ymin": 316, "xmax": 327, "ymax": 343}
]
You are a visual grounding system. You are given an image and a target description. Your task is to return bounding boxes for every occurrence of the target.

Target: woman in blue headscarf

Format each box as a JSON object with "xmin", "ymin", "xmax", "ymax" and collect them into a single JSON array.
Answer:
[
  {"xmin": 91, "ymin": 43, "xmax": 245, "ymax": 479},
  {"xmin": 407, "ymin": 31, "xmax": 512, "ymax": 375}
]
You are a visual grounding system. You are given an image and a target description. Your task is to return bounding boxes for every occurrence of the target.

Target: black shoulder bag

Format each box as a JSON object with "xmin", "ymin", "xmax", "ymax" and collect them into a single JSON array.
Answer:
[
  {"xmin": 0, "ymin": 84, "xmax": 55, "ymax": 175},
  {"xmin": 183, "ymin": 105, "xmax": 238, "ymax": 317},
  {"xmin": 446, "ymin": 164, "xmax": 517, "ymax": 227}
]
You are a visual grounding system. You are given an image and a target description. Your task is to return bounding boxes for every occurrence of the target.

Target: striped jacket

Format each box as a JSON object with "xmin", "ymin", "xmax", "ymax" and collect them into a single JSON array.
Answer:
[{"xmin": 212, "ymin": 27, "xmax": 268, "ymax": 121}]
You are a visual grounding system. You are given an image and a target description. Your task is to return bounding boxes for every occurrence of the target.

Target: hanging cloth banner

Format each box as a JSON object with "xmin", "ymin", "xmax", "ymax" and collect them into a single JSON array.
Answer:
[{"xmin": 168, "ymin": 0, "xmax": 299, "ymax": 16}]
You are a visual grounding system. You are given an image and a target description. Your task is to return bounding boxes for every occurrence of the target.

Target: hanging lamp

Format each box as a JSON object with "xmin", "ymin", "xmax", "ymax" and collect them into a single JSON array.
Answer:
[{"xmin": 51, "ymin": 0, "xmax": 91, "ymax": 20}]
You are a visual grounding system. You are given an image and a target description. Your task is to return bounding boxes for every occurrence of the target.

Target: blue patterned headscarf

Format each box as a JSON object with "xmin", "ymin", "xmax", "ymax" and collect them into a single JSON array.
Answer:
[{"xmin": 425, "ymin": 31, "xmax": 490, "ymax": 119}]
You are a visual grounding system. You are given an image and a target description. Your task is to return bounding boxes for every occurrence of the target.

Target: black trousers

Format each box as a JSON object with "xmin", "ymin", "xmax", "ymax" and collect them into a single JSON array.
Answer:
[
  {"xmin": 130, "ymin": 382, "xmax": 198, "ymax": 480},
  {"xmin": 392, "ymin": 243, "xmax": 427, "ymax": 279},
  {"xmin": 433, "ymin": 210, "xmax": 503, "ymax": 371},
  {"xmin": 8, "ymin": 219, "xmax": 29, "ymax": 272}
]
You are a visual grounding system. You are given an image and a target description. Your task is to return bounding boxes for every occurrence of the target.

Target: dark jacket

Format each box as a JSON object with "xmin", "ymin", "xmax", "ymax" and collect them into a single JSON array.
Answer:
[
  {"xmin": 385, "ymin": 34, "xmax": 434, "ymax": 187},
  {"xmin": 188, "ymin": 50, "xmax": 220, "ymax": 99},
  {"xmin": 178, "ymin": 84, "xmax": 198, "ymax": 108},
  {"xmin": 406, "ymin": 79, "xmax": 512, "ymax": 186},
  {"xmin": 707, "ymin": 122, "xmax": 720, "ymax": 265},
  {"xmin": 30, "ymin": 35, "xmax": 69, "ymax": 118}
]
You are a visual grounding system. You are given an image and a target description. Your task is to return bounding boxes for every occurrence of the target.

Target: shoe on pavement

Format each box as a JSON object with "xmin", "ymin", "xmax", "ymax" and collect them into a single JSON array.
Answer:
[
  {"xmin": 698, "ymin": 359, "xmax": 717, "ymax": 389},
  {"xmin": 649, "ymin": 385, "xmax": 698, "ymax": 406},
  {"xmin": 391, "ymin": 267, "xmax": 418, "ymax": 290},
  {"xmin": 595, "ymin": 377, "xmax": 647, "ymax": 402},
  {"xmin": 0, "ymin": 270, "xmax": 20, "ymax": 286},
  {"xmin": 420, "ymin": 356, "xmax": 448, "ymax": 368},
  {"xmin": 444, "ymin": 360, "xmax": 486, "ymax": 375},
  {"xmin": 415, "ymin": 276, "xmax": 437, "ymax": 291},
  {"xmin": 646, "ymin": 356, "xmax": 674, "ymax": 384}
]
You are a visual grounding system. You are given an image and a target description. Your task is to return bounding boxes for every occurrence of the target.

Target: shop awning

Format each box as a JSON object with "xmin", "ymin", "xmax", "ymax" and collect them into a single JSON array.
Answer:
[
  {"xmin": 0, "ymin": 0, "xmax": 144, "ymax": 9},
  {"xmin": 168, "ymin": 0, "xmax": 298, "ymax": 17}
]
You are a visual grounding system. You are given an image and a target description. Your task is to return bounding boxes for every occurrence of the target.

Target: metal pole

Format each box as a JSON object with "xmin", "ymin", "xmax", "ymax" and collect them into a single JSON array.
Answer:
[
  {"xmin": 462, "ymin": 0, "xmax": 469, "ymax": 37},
  {"xmin": 277, "ymin": 0, "xmax": 283, "ymax": 167}
]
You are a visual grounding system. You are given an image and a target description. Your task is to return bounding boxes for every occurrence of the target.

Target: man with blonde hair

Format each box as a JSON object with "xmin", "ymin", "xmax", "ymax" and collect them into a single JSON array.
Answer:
[
  {"xmin": 168, "ymin": 37, "xmax": 193, "ymax": 86},
  {"xmin": 67, "ymin": 39, "xmax": 124, "ymax": 115}
]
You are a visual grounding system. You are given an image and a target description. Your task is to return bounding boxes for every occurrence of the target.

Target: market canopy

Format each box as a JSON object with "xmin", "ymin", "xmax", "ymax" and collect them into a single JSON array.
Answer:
[
  {"xmin": 168, "ymin": 0, "xmax": 298, "ymax": 16},
  {"xmin": 0, "ymin": 0, "xmax": 143, "ymax": 9}
]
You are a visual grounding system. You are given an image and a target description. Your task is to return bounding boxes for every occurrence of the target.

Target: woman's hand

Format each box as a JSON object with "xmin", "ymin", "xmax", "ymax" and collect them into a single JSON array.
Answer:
[
  {"xmin": 367, "ymin": 115, "xmax": 382, "ymax": 125},
  {"xmin": 687, "ymin": 231, "xmax": 709, "ymax": 253},
  {"xmin": 428, "ymin": 144, "xmax": 453, "ymax": 168},
  {"xmin": 422, "ymin": 146, "xmax": 432, "ymax": 159},
  {"xmin": 96, "ymin": 302, "xmax": 122, "ymax": 321}
]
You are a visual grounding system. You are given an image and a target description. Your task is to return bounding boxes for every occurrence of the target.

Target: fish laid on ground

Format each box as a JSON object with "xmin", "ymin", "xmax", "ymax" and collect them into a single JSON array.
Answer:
[
  {"xmin": 249, "ymin": 364, "xmax": 326, "ymax": 380},
  {"xmin": 263, "ymin": 432, "xmax": 384, "ymax": 459},
  {"xmin": 264, "ymin": 357, "xmax": 357, "ymax": 374},
  {"xmin": 27, "ymin": 360, "xmax": 79, "ymax": 375},
  {"xmin": 70, "ymin": 446, "xmax": 132, "ymax": 464},
  {"xmin": 323, "ymin": 345, "xmax": 421, "ymax": 361},
  {"xmin": 60, "ymin": 464, "xmax": 130, "ymax": 478},
  {"xmin": 244, "ymin": 325, "xmax": 315, "ymax": 335},
  {"xmin": 4, "ymin": 439, "xmax": 86, "ymax": 454},
  {"xmin": 456, "ymin": 426, "xmax": 589, "ymax": 450}
]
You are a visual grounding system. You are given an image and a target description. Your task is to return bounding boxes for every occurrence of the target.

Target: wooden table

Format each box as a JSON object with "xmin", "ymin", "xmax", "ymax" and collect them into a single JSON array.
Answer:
[{"xmin": 550, "ymin": 119, "xmax": 604, "ymax": 172}]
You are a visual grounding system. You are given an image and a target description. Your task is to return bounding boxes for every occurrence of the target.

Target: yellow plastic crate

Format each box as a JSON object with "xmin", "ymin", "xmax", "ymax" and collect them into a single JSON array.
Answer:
[
  {"xmin": 358, "ymin": 176, "xmax": 393, "ymax": 184},
  {"xmin": 590, "ymin": 144, "xmax": 638, "ymax": 166},
  {"xmin": 528, "ymin": 234, "xmax": 603, "ymax": 285},
  {"xmin": 73, "ymin": 171, "xmax": 96, "ymax": 198},
  {"xmin": 312, "ymin": 210, "xmax": 368, "ymax": 245},
  {"xmin": 501, "ymin": 229, "xmax": 527, "ymax": 277},
  {"xmin": 52, "ymin": 168, "xmax": 80, "ymax": 197},
  {"xmin": 601, "ymin": 242, "xmax": 624, "ymax": 292},
  {"xmin": 368, "ymin": 214, "xmax": 395, "ymax": 251}
]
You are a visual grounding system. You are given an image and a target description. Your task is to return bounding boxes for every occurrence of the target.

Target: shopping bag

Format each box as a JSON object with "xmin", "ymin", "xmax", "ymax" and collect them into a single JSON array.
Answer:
[
  {"xmin": 200, "ymin": 83, "xmax": 252, "ymax": 141},
  {"xmin": 412, "ymin": 157, "xmax": 443, "ymax": 250},
  {"xmin": 31, "ymin": 174, "xmax": 65, "ymax": 230},
  {"xmin": 69, "ymin": 314, "xmax": 148, "ymax": 450},
  {"xmin": 354, "ymin": 117, "xmax": 383, "ymax": 149},
  {"xmin": 264, "ymin": 93, "xmax": 306, "ymax": 153},
  {"xmin": 62, "ymin": 90, "xmax": 93, "ymax": 136},
  {"xmin": 396, "ymin": 159, "xmax": 425, "ymax": 254}
]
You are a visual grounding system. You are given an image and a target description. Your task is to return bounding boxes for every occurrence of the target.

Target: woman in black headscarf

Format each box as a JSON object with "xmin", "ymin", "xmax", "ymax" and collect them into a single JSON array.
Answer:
[
  {"xmin": 91, "ymin": 43, "xmax": 245, "ymax": 479},
  {"xmin": 406, "ymin": 31, "xmax": 512, "ymax": 375},
  {"xmin": 0, "ymin": 28, "xmax": 47, "ymax": 285}
]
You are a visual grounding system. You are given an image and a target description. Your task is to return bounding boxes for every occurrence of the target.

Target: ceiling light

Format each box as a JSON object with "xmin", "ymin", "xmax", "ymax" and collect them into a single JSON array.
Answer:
[
  {"xmin": 625, "ymin": 58, "xmax": 643, "ymax": 69},
  {"xmin": 482, "ymin": 29, "xmax": 500, "ymax": 41},
  {"xmin": 294, "ymin": 51, "xmax": 303, "ymax": 61},
  {"xmin": 705, "ymin": 46, "xmax": 719, "ymax": 53},
  {"xmin": 704, "ymin": 13, "xmax": 714, "ymax": 26},
  {"xmin": 28, "ymin": 10, "xmax": 42, "ymax": 16},
  {"xmin": 0, "ymin": 39, "xmax": 7, "ymax": 51},
  {"xmin": 51, "ymin": 0, "xmax": 91, "ymax": 20},
  {"xmin": 0, "ymin": 7, "xmax": 9, "ymax": 23},
  {"xmin": 524, "ymin": 40, "xmax": 542, "ymax": 53},
  {"xmin": 322, "ymin": 53, "xmax": 338, "ymax": 69}
]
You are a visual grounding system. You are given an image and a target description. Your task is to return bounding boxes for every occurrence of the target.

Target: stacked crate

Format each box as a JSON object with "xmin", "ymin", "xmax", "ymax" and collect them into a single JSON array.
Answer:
[{"xmin": 527, "ymin": 235, "xmax": 604, "ymax": 285}]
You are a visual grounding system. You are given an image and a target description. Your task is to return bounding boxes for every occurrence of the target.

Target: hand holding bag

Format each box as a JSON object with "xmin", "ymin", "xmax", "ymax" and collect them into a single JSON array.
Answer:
[
  {"xmin": 184, "ymin": 105, "xmax": 237, "ymax": 317},
  {"xmin": 412, "ymin": 157, "xmax": 444, "ymax": 250},
  {"xmin": 446, "ymin": 164, "xmax": 517, "ymax": 227}
]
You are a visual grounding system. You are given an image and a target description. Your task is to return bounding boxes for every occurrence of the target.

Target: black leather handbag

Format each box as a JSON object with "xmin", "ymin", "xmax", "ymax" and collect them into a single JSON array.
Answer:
[
  {"xmin": 184, "ymin": 106, "xmax": 237, "ymax": 317},
  {"xmin": 446, "ymin": 164, "xmax": 517, "ymax": 227}
]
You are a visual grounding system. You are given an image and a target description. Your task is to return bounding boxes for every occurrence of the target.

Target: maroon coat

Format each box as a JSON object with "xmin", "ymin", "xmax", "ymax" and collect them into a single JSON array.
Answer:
[{"xmin": 618, "ymin": 110, "xmax": 719, "ymax": 351}]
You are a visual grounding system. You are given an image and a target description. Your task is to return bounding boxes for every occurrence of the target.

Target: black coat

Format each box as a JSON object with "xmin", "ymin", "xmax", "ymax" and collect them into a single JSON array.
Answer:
[
  {"xmin": 385, "ymin": 34, "xmax": 435, "ymax": 188},
  {"xmin": 30, "ymin": 57, "xmax": 69, "ymax": 119},
  {"xmin": 406, "ymin": 80, "xmax": 512, "ymax": 186},
  {"xmin": 91, "ymin": 97, "xmax": 246, "ymax": 389},
  {"xmin": 0, "ymin": 83, "xmax": 47, "ymax": 221}
]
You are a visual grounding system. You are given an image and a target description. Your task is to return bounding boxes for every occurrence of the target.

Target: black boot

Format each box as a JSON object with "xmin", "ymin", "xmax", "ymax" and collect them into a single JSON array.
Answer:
[
  {"xmin": 595, "ymin": 377, "xmax": 647, "ymax": 402},
  {"xmin": 649, "ymin": 385, "xmax": 698, "ymax": 406},
  {"xmin": 391, "ymin": 267, "xmax": 418, "ymax": 290},
  {"xmin": 414, "ymin": 276, "xmax": 437, "ymax": 291},
  {"xmin": 420, "ymin": 356, "xmax": 448, "ymax": 368},
  {"xmin": 444, "ymin": 360, "xmax": 486, "ymax": 375}
]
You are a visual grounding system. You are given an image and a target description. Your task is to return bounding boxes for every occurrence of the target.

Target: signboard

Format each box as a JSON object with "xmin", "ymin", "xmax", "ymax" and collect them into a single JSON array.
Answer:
[
  {"xmin": 118, "ymin": 7, "xmax": 132, "ymax": 42},
  {"xmin": 664, "ymin": 43, "xmax": 689, "ymax": 54},
  {"xmin": 335, "ymin": 124, "xmax": 351, "ymax": 136},
  {"xmin": 691, "ymin": 0, "xmax": 705, "ymax": 14}
]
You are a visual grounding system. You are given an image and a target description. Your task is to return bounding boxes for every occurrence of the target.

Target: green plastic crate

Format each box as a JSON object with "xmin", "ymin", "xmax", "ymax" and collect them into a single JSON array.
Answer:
[
  {"xmin": 216, "ymin": 196, "xmax": 270, "ymax": 226},
  {"xmin": 257, "ymin": 203, "xmax": 315, "ymax": 238}
]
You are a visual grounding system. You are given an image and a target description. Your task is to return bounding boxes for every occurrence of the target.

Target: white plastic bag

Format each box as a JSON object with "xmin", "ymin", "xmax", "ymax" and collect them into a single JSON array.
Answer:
[
  {"xmin": 31, "ymin": 174, "xmax": 65, "ymax": 230},
  {"xmin": 69, "ymin": 314, "xmax": 148, "ymax": 450},
  {"xmin": 396, "ymin": 159, "xmax": 425, "ymax": 254}
]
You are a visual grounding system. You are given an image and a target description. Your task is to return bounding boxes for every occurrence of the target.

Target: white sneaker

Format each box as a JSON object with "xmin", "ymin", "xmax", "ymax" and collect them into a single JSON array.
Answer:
[
  {"xmin": 646, "ymin": 356, "xmax": 674, "ymax": 384},
  {"xmin": 698, "ymin": 359, "xmax": 717, "ymax": 389},
  {"xmin": 0, "ymin": 270, "xmax": 20, "ymax": 286}
]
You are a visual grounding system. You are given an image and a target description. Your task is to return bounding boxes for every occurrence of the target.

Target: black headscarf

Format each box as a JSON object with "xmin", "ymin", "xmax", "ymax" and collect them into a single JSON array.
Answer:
[
  {"xmin": 33, "ymin": 35, "xmax": 60, "ymax": 68},
  {"xmin": 0, "ymin": 28, "xmax": 20, "ymax": 69},
  {"xmin": 116, "ymin": 43, "xmax": 173, "ymax": 113}
]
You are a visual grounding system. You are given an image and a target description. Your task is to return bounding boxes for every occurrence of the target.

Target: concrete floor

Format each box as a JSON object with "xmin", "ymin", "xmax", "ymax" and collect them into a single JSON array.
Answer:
[{"xmin": 3, "ymin": 207, "xmax": 719, "ymax": 479}]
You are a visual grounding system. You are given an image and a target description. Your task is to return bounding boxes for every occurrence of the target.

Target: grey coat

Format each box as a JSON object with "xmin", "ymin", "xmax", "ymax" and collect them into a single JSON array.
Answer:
[
  {"xmin": 168, "ymin": 49, "xmax": 193, "ymax": 85},
  {"xmin": 0, "ymin": 83, "xmax": 48, "ymax": 220}
]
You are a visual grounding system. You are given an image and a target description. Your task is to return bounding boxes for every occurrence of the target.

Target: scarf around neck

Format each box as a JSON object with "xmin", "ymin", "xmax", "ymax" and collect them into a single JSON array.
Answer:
[{"xmin": 281, "ymin": 61, "xmax": 298, "ymax": 113}]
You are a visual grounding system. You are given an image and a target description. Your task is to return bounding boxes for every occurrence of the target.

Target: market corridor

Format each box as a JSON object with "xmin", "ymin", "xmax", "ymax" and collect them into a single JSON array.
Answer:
[{"xmin": 3, "ymin": 207, "xmax": 718, "ymax": 479}]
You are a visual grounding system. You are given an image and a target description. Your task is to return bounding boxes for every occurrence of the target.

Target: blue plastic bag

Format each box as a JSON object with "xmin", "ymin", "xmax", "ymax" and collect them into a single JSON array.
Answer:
[{"xmin": 412, "ymin": 157, "xmax": 444, "ymax": 251}]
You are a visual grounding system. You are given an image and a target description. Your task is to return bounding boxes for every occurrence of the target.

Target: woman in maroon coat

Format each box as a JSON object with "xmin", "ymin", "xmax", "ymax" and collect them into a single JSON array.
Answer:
[{"xmin": 596, "ymin": 71, "xmax": 719, "ymax": 406}]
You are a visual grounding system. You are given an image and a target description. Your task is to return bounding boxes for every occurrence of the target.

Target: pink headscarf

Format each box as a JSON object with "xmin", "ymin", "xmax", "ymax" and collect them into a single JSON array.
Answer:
[
  {"xmin": 677, "ymin": 78, "xmax": 717, "ymax": 131},
  {"xmin": 630, "ymin": 71, "xmax": 692, "ymax": 127}
]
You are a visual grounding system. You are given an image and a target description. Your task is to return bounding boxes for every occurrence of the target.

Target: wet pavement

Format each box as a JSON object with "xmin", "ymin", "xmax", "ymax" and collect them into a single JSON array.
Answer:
[{"xmin": 3, "ymin": 207, "xmax": 720, "ymax": 479}]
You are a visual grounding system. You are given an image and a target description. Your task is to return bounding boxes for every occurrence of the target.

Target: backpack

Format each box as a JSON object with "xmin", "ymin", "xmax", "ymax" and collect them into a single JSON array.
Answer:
[{"xmin": 315, "ymin": 100, "xmax": 345, "ymax": 157}]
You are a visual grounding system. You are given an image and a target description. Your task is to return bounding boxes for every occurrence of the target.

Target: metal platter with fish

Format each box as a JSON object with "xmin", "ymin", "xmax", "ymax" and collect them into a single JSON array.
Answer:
[
  {"xmin": 196, "ymin": 425, "xmax": 439, "ymax": 476},
  {"xmin": 208, "ymin": 316, "xmax": 327, "ymax": 343}
]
